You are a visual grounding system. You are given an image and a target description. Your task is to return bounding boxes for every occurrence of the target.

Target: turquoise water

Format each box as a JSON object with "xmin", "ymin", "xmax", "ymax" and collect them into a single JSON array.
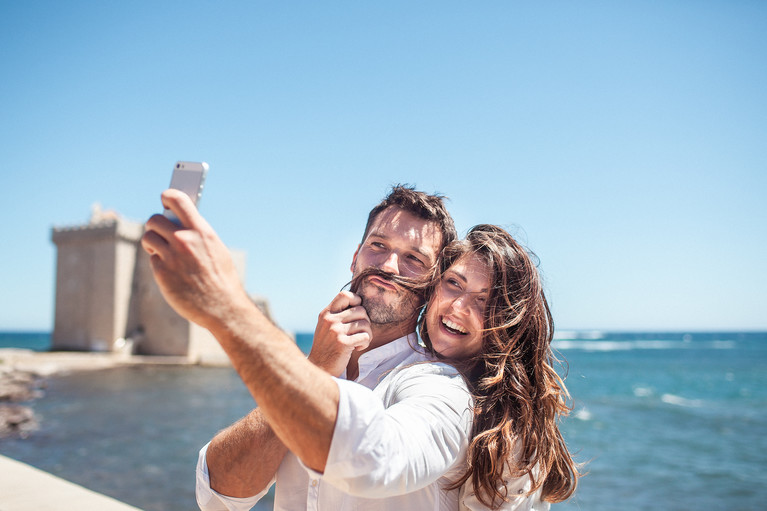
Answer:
[
  {"xmin": 1, "ymin": 331, "xmax": 765, "ymax": 510},
  {"xmin": 0, "ymin": 331, "xmax": 51, "ymax": 351},
  {"xmin": 0, "ymin": 331, "xmax": 313, "ymax": 354},
  {"xmin": 556, "ymin": 332, "xmax": 767, "ymax": 510}
]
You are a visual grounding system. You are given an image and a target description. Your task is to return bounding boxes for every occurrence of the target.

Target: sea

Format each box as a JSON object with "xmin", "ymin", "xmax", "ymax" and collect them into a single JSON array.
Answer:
[{"xmin": 1, "ymin": 330, "xmax": 765, "ymax": 511}]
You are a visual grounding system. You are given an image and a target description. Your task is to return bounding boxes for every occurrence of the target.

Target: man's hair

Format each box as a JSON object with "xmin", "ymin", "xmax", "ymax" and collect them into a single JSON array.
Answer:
[{"xmin": 361, "ymin": 184, "xmax": 457, "ymax": 250}]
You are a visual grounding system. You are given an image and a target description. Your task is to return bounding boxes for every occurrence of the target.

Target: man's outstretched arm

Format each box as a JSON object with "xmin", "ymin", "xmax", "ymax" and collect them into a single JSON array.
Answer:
[{"xmin": 142, "ymin": 189, "xmax": 357, "ymax": 473}]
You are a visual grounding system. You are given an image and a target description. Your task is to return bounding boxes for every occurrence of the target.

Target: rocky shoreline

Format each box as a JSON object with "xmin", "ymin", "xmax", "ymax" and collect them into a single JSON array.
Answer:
[{"xmin": 0, "ymin": 365, "xmax": 45, "ymax": 438}]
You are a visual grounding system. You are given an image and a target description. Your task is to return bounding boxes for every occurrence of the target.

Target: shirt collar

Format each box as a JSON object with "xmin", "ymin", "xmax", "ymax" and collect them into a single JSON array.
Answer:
[{"xmin": 355, "ymin": 332, "xmax": 424, "ymax": 383}]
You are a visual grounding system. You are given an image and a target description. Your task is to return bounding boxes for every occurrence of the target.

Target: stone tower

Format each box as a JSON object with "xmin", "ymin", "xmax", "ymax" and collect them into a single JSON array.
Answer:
[{"xmin": 50, "ymin": 206, "xmax": 268, "ymax": 363}]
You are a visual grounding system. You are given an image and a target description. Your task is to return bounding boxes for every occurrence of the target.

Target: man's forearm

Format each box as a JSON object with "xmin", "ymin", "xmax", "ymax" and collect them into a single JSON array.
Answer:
[
  {"xmin": 207, "ymin": 408, "xmax": 288, "ymax": 497},
  {"xmin": 209, "ymin": 299, "xmax": 339, "ymax": 473},
  {"xmin": 142, "ymin": 192, "xmax": 340, "ymax": 473}
]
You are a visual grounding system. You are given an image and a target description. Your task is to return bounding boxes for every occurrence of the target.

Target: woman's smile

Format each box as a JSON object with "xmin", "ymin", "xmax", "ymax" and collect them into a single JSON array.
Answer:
[{"xmin": 426, "ymin": 253, "xmax": 491, "ymax": 360}]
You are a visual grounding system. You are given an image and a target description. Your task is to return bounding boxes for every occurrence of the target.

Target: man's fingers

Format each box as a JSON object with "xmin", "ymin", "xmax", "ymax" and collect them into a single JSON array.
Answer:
[
  {"xmin": 147, "ymin": 252, "xmax": 168, "ymax": 275},
  {"xmin": 327, "ymin": 291, "xmax": 362, "ymax": 314},
  {"xmin": 350, "ymin": 332, "xmax": 372, "ymax": 351},
  {"xmin": 161, "ymin": 189, "xmax": 208, "ymax": 231},
  {"xmin": 320, "ymin": 305, "xmax": 369, "ymax": 333},
  {"xmin": 338, "ymin": 305, "xmax": 370, "ymax": 325},
  {"xmin": 141, "ymin": 229, "xmax": 171, "ymax": 260},
  {"xmin": 144, "ymin": 213, "xmax": 179, "ymax": 242},
  {"xmin": 348, "ymin": 319, "xmax": 372, "ymax": 337}
]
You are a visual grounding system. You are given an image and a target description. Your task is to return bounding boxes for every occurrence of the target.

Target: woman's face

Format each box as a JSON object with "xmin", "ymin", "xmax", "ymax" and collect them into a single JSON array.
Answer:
[{"xmin": 425, "ymin": 253, "xmax": 491, "ymax": 360}]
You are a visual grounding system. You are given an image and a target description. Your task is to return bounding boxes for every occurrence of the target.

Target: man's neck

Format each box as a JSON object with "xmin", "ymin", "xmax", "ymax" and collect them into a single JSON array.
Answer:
[{"xmin": 345, "ymin": 320, "xmax": 416, "ymax": 381}]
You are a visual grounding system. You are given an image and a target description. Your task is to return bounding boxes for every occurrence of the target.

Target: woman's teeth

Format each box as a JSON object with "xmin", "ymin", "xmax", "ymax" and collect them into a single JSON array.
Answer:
[{"xmin": 443, "ymin": 318, "xmax": 467, "ymax": 335}]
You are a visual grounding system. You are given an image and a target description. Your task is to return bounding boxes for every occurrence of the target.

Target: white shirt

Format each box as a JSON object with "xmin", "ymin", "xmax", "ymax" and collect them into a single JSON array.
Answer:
[
  {"xmin": 458, "ymin": 476, "xmax": 549, "ymax": 511},
  {"xmin": 458, "ymin": 443, "xmax": 549, "ymax": 511},
  {"xmin": 196, "ymin": 333, "xmax": 473, "ymax": 511}
]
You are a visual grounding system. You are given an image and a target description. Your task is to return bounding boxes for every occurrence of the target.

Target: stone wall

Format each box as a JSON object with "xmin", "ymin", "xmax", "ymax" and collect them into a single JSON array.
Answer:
[
  {"xmin": 51, "ymin": 221, "xmax": 142, "ymax": 351},
  {"xmin": 50, "ymin": 212, "xmax": 261, "ymax": 363}
]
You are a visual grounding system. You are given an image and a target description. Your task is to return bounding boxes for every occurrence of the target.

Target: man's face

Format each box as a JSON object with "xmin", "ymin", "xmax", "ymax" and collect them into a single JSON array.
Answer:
[{"xmin": 351, "ymin": 206, "xmax": 442, "ymax": 325}]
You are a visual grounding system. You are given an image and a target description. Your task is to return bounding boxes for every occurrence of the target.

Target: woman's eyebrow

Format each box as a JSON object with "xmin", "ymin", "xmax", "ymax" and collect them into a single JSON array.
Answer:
[
  {"xmin": 445, "ymin": 269, "xmax": 467, "ymax": 283},
  {"xmin": 445, "ymin": 269, "xmax": 490, "ymax": 293}
]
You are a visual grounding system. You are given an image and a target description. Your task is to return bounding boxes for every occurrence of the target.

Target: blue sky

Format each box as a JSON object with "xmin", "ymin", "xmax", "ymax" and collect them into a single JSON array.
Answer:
[{"xmin": 1, "ymin": 1, "xmax": 765, "ymax": 333}]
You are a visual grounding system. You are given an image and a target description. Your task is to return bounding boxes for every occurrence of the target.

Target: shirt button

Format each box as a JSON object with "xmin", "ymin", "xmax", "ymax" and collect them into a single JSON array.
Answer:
[{"xmin": 311, "ymin": 479, "xmax": 318, "ymax": 487}]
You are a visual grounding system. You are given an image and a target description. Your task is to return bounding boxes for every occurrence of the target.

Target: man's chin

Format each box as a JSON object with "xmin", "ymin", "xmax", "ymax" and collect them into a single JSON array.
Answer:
[{"xmin": 361, "ymin": 293, "xmax": 420, "ymax": 326}]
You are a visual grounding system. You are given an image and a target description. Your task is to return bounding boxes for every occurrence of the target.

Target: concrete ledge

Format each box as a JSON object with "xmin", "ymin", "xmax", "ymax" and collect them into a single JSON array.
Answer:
[
  {"xmin": 0, "ymin": 349, "xmax": 194, "ymax": 378},
  {"xmin": 0, "ymin": 455, "xmax": 144, "ymax": 510}
]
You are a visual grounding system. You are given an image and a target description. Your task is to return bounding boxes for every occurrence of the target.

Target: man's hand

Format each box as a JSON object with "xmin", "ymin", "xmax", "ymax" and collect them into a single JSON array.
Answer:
[
  {"xmin": 141, "ymin": 189, "xmax": 252, "ymax": 333},
  {"xmin": 309, "ymin": 291, "xmax": 372, "ymax": 377}
]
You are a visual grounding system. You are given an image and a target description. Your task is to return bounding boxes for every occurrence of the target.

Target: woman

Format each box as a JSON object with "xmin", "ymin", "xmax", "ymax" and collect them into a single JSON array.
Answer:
[{"xmin": 419, "ymin": 224, "xmax": 580, "ymax": 510}]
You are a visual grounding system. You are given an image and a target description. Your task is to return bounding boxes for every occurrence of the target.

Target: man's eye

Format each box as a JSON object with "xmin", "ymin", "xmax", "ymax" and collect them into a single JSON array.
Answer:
[
  {"xmin": 371, "ymin": 242, "xmax": 385, "ymax": 249},
  {"xmin": 407, "ymin": 254, "xmax": 424, "ymax": 265}
]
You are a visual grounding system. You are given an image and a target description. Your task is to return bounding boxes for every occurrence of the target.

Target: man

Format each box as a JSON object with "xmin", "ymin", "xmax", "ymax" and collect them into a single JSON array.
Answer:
[{"xmin": 142, "ymin": 185, "xmax": 472, "ymax": 510}]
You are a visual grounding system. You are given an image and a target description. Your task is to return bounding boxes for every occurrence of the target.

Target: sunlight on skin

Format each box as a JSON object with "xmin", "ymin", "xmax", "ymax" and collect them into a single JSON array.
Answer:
[{"xmin": 426, "ymin": 253, "xmax": 491, "ymax": 360}]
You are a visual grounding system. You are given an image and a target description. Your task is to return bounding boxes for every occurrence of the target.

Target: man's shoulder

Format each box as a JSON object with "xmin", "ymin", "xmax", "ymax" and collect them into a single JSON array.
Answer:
[
  {"xmin": 370, "ymin": 334, "xmax": 469, "ymax": 394},
  {"xmin": 375, "ymin": 359, "xmax": 473, "ymax": 413}
]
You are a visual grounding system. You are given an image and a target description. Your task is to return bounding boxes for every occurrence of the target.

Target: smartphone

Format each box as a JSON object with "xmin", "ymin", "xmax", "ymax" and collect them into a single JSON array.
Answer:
[{"xmin": 164, "ymin": 161, "xmax": 209, "ymax": 224}]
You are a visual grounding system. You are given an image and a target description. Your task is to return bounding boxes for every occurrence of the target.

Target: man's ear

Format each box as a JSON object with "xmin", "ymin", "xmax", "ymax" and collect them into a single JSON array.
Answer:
[{"xmin": 350, "ymin": 244, "xmax": 361, "ymax": 273}]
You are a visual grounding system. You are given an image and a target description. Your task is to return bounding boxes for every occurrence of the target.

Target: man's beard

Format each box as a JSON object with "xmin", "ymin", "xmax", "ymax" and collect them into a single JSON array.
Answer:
[{"xmin": 349, "ymin": 267, "xmax": 427, "ymax": 325}]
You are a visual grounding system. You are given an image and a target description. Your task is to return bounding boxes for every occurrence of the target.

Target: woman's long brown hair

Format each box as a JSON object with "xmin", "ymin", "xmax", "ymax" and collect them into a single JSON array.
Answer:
[{"xmin": 419, "ymin": 224, "xmax": 580, "ymax": 509}]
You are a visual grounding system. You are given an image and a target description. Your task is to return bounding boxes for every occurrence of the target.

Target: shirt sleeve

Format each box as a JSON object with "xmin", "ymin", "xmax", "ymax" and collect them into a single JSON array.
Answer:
[
  {"xmin": 321, "ymin": 363, "xmax": 473, "ymax": 498},
  {"xmin": 195, "ymin": 442, "xmax": 273, "ymax": 511}
]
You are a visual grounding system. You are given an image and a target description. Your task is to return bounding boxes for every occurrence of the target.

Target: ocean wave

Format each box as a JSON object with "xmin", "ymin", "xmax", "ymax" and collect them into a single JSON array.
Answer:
[
  {"xmin": 553, "ymin": 330, "xmax": 604, "ymax": 340},
  {"xmin": 553, "ymin": 340, "xmax": 736, "ymax": 351},
  {"xmin": 661, "ymin": 393, "xmax": 704, "ymax": 408}
]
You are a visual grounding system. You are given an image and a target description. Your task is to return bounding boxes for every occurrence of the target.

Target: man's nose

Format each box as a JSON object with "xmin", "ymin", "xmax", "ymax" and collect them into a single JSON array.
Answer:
[{"xmin": 380, "ymin": 252, "xmax": 399, "ymax": 275}]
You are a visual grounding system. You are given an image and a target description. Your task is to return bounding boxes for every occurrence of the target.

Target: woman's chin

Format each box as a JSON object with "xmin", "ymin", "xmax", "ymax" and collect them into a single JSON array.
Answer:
[{"xmin": 432, "ymin": 343, "xmax": 454, "ymax": 358}]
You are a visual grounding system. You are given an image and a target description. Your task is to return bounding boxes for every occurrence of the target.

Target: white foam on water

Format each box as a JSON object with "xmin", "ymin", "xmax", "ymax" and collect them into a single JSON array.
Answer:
[
  {"xmin": 574, "ymin": 407, "xmax": 592, "ymax": 421},
  {"xmin": 553, "ymin": 339, "xmax": 736, "ymax": 352},
  {"xmin": 553, "ymin": 330, "xmax": 604, "ymax": 340},
  {"xmin": 661, "ymin": 393, "xmax": 704, "ymax": 408},
  {"xmin": 633, "ymin": 386, "xmax": 653, "ymax": 397},
  {"xmin": 553, "ymin": 340, "xmax": 631, "ymax": 351}
]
